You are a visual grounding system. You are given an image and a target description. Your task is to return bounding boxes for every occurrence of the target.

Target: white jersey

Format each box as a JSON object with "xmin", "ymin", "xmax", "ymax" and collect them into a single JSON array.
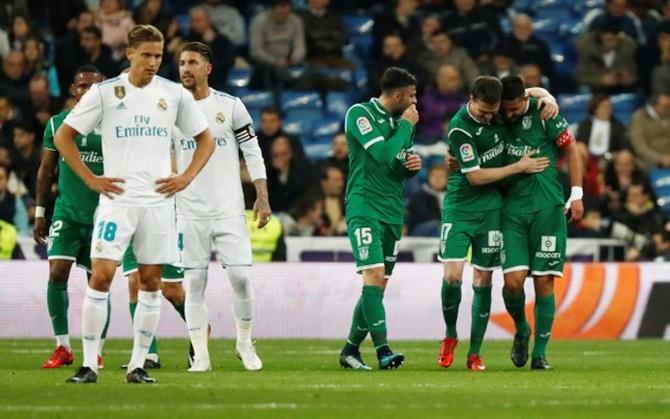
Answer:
[
  {"xmin": 175, "ymin": 88, "xmax": 266, "ymax": 219},
  {"xmin": 64, "ymin": 73, "xmax": 208, "ymax": 206}
]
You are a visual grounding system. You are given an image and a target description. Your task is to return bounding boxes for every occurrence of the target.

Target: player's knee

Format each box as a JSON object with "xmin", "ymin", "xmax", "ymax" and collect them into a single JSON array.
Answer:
[
  {"xmin": 49, "ymin": 261, "xmax": 72, "ymax": 283},
  {"xmin": 363, "ymin": 267, "xmax": 386, "ymax": 287},
  {"xmin": 162, "ymin": 283, "xmax": 185, "ymax": 304},
  {"xmin": 227, "ymin": 266, "xmax": 251, "ymax": 297},
  {"xmin": 503, "ymin": 279, "xmax": 524, "ymax": 295},
  {"xmin": 534, "ymin": 276, "xmax": 554, "ymax": 297},
  {"xmin": 89, "ymin": 273, "xmax": 111, "ymax": 292}
]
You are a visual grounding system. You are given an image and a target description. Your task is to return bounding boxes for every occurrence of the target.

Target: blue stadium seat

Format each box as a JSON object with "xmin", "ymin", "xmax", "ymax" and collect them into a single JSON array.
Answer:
[
  {"xmin": 303, "ymin": 136, "xmax": 333, "ymax": 160},
  {"xmin": 326, "ymin": 92, "xmax": 356, "ymax": 119},
  {"xmin": 354, "ymin": 67, "xmax": 368, "ymax": 91},
  {"xmin": 316, "ymin": 67, "xmax": 354, "ymax": 84},
  {"xmin": 342, "ymin": 15, "xmax": 374, "ymax": 35},
  {"xmin": 511, "ymin": 0, "xmax": 534, "ymax": 13},
  {"xmin": 351, "ymin": 34, "xmax": 373, "ymax": 59},
  {"xmin": 311, "ymin": 115, "xmax": 342, "ymax": 139},
  {"xmin": 558, "ymin": 93, "xmax": 592, "ymax": 123},
  {"xmin": 287, "ymin": 64, "xmax": 308, "ymax": 79},
  {"xmin": 282, "ymin": 109, "xmax": 324, "ymax": 136},
  {"xmin": 532, "ymin": 18, "xmax": 563, "ymax": 43},
  {"xmin": 227, "ymin": 68, "xmax": 252, "ymax": 88},
  {"xmin": 234, "ymin": 88, "xmax": 274, "ymax": 109},
  {"xmin": 611, "ymin": 93, "xmax": 642, "ymax": 125},
  {"xmin": 650, "ymin": 169, "xmax": 670, "ymax": 215},
  {"xmin": 280, "ymin": 90, "xmax": 323, "ymax": 111}
]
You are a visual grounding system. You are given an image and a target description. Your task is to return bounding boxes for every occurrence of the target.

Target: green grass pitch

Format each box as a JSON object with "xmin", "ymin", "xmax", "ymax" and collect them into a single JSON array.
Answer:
[{"xmin": 0, "ymin": 339, "xmax": 668, "ymax": 418}]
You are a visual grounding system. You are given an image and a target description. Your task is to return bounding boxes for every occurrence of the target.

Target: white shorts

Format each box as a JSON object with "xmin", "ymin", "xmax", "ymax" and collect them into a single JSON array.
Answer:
[
  {"xmin": 91, "ymin": 200, "xmax": 178, "ymax": 265},
  {"xmin": 177, "ymin": 215, "xmax": 252, "ymax": 268}
]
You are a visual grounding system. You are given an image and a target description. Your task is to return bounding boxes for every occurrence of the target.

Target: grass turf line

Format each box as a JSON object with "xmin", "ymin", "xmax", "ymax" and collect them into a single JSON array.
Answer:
[{"xmin": 0, "ymin": 339, "xmax": 668, "ymax": 419}]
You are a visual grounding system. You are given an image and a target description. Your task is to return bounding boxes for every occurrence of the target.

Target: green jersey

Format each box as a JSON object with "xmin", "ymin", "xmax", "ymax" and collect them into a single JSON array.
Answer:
[
  {"xmin": 444, "ymin": 103, "xmax": 507, "ymax": 214},
  {"xmin": 43, "ymin": 110, "xmax": 103, "ymax": 224},
  {"xmin": 504, "ymin": 97, "xmax": 570, "ymax": 214},
  {"xmin": 344, "ymin": 98, "xmax": 415, "ymax": 224}
]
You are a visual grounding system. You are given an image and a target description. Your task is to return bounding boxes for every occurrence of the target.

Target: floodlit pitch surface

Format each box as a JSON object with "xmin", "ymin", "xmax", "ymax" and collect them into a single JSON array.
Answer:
[{"xmin": 0, "ymin": 339, "xmax": 668, "ymax": 418}]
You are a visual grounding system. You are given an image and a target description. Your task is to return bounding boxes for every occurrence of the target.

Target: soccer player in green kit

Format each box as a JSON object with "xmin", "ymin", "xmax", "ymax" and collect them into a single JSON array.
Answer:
[
  {"xmin": 499, "ymin": 75, "xmax": 583, "ymax": 370},
  {"xmin": 438, "ymin": 76, "xmax": 553, "ymax": 371},
  {"xmin": 338, "ymin": 67, "xmax": 422, "ymax": 370},
  {"xmin": 33, "ymin": 65, "xmax": 108, "ymax": 369}
]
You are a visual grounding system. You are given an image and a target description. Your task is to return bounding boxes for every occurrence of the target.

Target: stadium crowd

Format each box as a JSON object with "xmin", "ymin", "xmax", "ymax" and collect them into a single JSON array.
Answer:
[{"xmin": 0, "ymin": 0, "xmax": 669, "ymax": 262}]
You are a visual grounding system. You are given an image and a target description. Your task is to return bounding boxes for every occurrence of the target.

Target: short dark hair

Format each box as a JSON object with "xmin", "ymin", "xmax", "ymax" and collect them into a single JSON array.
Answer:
[
  {"xmin": 74, "ymin": 64, "xmax": 102, "ymax": 78},
  {"xmin": 588, "ymin": 93, "xmax": 611, "ymax": 115},
  {"xmin": 180, "ymin": 41, "xmax": 213, "ymax": 63},
  {"xmin": 271, "ymin": 0, "xmax": 291, "ymax": 7},
  {"xmin": 471, "ymin": 76, "xmax": 502, "ymax": 103},
  {"xmin": 81, "ymin": 26, "xmax": 102, "ymax": 39},
  {"xmin": 320, "ymin": 164, "xmax": 343, "ymax": 181},
  {"xmin": 127, "ymin": 24, "xmax": 163, "ymax": 48},
  {"xmin": 380, "ymin": 67, "xmax": 417, "ymax": 93},
  {"xmin": 261, "ymin": 105, "xmax": 281, "ymax": 116},
  {"xmin": 500, "ymin": 75, "xmax": 526, "ymax": 101},
  {"xmin": 13, "ymin": 119, "xmax": 35, "ymax": 134}
]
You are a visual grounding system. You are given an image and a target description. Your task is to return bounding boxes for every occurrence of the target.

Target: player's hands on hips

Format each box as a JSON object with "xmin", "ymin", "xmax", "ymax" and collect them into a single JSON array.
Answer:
[
  {"xmin": 155, "ymin": 173, "xmax": 191, "ymax": 197},
  {"xmin": 566, "ymin": 198, "xmax": 584, "ymax": 222},
  {"xmin": 33, "ymin": 217, "xmax": 47, "ymax": 245},
  {"xmin": 517, "ymin": 150, "xmax": 550, "ymax": 173},
  {"xmin": 253, "ymin": 197, "xmax": 272, "ymax": 229},
  {"xmin": 405, "ymin": 153, "xmax": 422, "ymax": 171},
  {"xmin": 401, "ymin": 104, "xmax": 419, "ymax": 125},
  {"xmin": 537, "ymin": 96, "xmax": 559, "ymax": 120},
  {"xmin": 86, "ymin": 176, "xmax": 125, "ymax": 199}
]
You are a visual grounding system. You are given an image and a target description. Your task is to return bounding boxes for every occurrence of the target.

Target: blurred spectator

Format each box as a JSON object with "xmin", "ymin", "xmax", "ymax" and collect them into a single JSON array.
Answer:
[
  {"xmin": 185, "ymin": 7, "xmax": 235, "ymax": 91},
  {"xmin": 199, "ymin": 0, "xmax": 246, "ymax": 47},
  {"xmin": 407, "ymin": 14, "xmax": 442, "ymax": 59},
  {"xmin": 0, "ymin": 96, "xmax": 17, "ymax": 148},
  {"xmin": 651, "ymin": 21, "xmax": 670, "ymax": 95},
  {"xmin": 9, "ymin": 15, "xmax": 34, "ymax": 52},
  {"xmin": 519, "ymin": 63, "xmax": 546, "ymax": 89},
  {"xmin": 604, "ymin": 149, "xmax": 649, "ymax": 212},
  {"xmin": 583, "ymin": 0, "xmax": 639, "ymax": 43},
  {"xmin": 372, "ymin": 0, "xmax": 421, "ymax": 57},
  {"xmin": 559, "ymin": 141, "xmax": 604, "ymax": 199},
  {"xmin": 133, "ymin": 0, "xmax": 173, "ymax": 36},
  {"xmin": 418, "ymin": 30, "xmax": 480, "ymax": 89},
  {"xmin": 569, "ymin": 197, "xmax": 609, "ymax": 238},
  {"xmin": 96, "ymin": 0, "xmax": 135, "ymax": 61},
  {"xmin": 627, "ymin": 0, "xmax": 661, "ymax": 47},
  {"xmin": 406, "ymin": 163, "xmax": 448, "ymax": 236},
  {"xmin": 279, "ymin": 193, "xmax": 324, "ymax": 237},
  {"xmin": 242, "ymin": 179, "xmax": 286, "ymax": 262},
  {"xmin": 576, "ymin": 94, "xmax": 627, "ymax": 159},
  {"xmin": 0, "ymin": 27, "xmax": 9, "ymax": 59},
  {"xmin": 481, "ymin": 49, "xmax": 518, "ymax": 79},
  {"xmin": 0, "ymin": 51, "xmax": 30, "ymax": 116},
  {"xmin": 299, "ymin": 0, "xmax": 349, "ymax": 68},
  {"xmin": 249, "ymin": 0, "xmax": 306, "ymax": 91},
  {"xmin": 576, "ymin": 26, "xmax": 638, "ymax": 93},
  {"xmin": 267, "ymin": 136, "xmax": 316, "ymax": 212},
  {"xmin": 499, "ymin": 14, "xmax": 555, "ymax": 87},
  {"xmin": 368, "ymin": 33, "xmax": 428, "ymax": 95},
  {"xmin": 629, "ymin": 93, "xmax": 670, "ymax": 171},
  {"xmin": 650, "ymin": 229, "xmax": 670, "ymax": 261},
  {"xmin": 28, "ymin": 75, "xmax": 64, "ymax": 133},
  {"xmin": 320, "ymin": 164, "xmax": 346, "ymax": 236},
  {"xmin": 611, "ymin": 181, "xmax": 664, "ymax": 260},
  {"xmin": 0, "ymin": 163, "xmax": 19, "ymax": 259},
  {"xmin": 80, "ymin": 26, "xmax": 119, "ymax": 79},
  {"xmin": 55, "ymin": 10, "xmax": 95, "ymax": 91},
  {"xmin": 9, "ymin": 120, "xmax": 39, "ymax": 201},
  {"xmin": 49, "ymin": 0, "xmax": 88, "ymax": 38},
  {"xmin": 323, "ymin": 132, "xmax": 348, "ymax": 179},
  {"xmin": 23, "ymin": 37, "xmax": 61, "ymax": 97},
  {"xmin": 257, "ymin": 106, "xmax": 305, "ymax": 163},
  {"xmin": 417, "ymin": 63, "xmax": 468, "ymax": 144},
  {"xmin": 441, "ymin": 0, "xmax": 502, "ymax": 61}
]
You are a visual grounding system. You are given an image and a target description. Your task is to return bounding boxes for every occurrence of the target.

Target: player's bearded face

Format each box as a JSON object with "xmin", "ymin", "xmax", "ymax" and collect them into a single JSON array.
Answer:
[
  {"xmin": 501, "ymin": 97, "xmax": 528, "ymax": 122},
  {"xmin": 128, "ymin": 41, "xmax": 163, "ymax": 80},
  {"xmin": 179, "ymin": 51, "xmax": 211, "ymax": 90},
  {"xmin": 393, "ymin": 86, "xmax": 417, "ymax": 114}
]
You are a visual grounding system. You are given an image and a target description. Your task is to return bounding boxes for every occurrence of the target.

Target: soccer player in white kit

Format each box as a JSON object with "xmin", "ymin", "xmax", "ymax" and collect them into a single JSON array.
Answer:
[
  {"xmin": 54, "ymin": 25, "xmax": 215, "ymax": 384},
  {"xmin": 175, "ymin": 42, "xmax": 271, "ymax": 372}
]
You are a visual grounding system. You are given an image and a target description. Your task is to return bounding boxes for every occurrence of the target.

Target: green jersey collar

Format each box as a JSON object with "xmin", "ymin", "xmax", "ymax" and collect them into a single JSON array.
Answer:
[{"xmin": 371, "ymin": 98, "xmax": 390, "ymax": 116}]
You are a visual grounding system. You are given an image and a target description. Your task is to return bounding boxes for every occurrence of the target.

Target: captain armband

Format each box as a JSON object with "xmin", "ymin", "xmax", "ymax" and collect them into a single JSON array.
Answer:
[{"xmin": 555, "ymin": 129, "xmax": 575, "ymax": 150}]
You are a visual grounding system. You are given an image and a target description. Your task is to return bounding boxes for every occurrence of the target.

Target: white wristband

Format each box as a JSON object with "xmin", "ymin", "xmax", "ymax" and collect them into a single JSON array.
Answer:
[
  {"xmin": 565, "ymin": 186, "xmax": 583, "ymax": 209},
  {"xmin": 35, "ymin": 206, "xmax": 46, "ymax": 218}
]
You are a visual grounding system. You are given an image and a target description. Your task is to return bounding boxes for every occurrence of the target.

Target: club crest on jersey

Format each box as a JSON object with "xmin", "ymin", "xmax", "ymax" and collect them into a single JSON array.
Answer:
[
  {"xmin": 157, "ymin": 98, "xmax": 168, "ymax": 111},
  {"xmin": 522, "ymin": 116, "xmax": 532, "ymax": 130},
  {"xmin": 358, "ymin": 246, "xmax": 369, "ymax": 261},
  {"xmin": 460, "ymin": 143, "xmax": 475, "ymax": 162},
  {"xmin": 95, "ymin": 241, "xmax": 103, "ymax": 253},
  {"xmin": 356, "ymin": 116, "xmax": 372, "ymax": 135},
  {"xmin": 114, "ymin": 85, "xmax": 125, "ymax": 99},
  {"xmin": 215, "ymin": 112, "xmax": 225, "ymax": 124}
]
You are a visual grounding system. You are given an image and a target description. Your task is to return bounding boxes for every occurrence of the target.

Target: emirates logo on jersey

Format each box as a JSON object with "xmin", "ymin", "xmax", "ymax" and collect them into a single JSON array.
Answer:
[
  {"xmin": 114, "ymin": 85, "xmax": 125, "ymax": 99},
  {"xmin": 157, "ymin": 98, "xmax": 168, "ymax": 111},
  {"xmin": 215, "ymin": 112, "xmax": 225, "ymax": 124}
]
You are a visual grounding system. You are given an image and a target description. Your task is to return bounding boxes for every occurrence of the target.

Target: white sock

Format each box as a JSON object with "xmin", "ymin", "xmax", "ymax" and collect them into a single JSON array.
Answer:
[
  {"xmin": 227, "ymin": 266, "xmax": 254, "ymax": 344},
  {"xmin": 185, "ymin": 268, "xmax": 209, "ymax": 360},
  {"xmin": 98, "ymin": 338, "xmax": 105, "ymax": 356},
  {"xmin": 56, "ymin": 335, "xmax": 71, "ymax": 351},
  {"xmin": 81, "ymin": 287, "xmax": 109, "ymax": 372},
  {"xmin": 127, "ymin": 290, "xmax": 162, "ymax": 372}
]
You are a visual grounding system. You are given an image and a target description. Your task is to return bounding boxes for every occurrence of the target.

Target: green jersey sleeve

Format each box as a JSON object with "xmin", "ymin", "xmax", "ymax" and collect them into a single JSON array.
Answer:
[
  {"xmin": 544, "ymin": 112, "xmax": 575, "ymax": 149},
  {"xmin": 43, "ymin": 116, "xmax": 57, "ymax": 151},
  {"xmin": 345, "ymin": 105, "xmax": 413, "ymax": 164},
  {"xmin": 448, "ymin": 128, "xmax": 480, "ymax": 173}
]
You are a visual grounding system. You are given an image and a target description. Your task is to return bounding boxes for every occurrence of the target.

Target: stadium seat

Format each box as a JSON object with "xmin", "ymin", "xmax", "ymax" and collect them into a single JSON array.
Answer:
[
  {"xmin": 326, "ymin": 92, "xmax": 356, "ymax": 118},
  {"xmin": 280, "ymin": 90, "xmax": 323, "ymax": 112},
  {"xmin": 282, "ymin": 109, "xmax": 324, "ymax": 136},
  {"xmin": 303, "ymin": 136, "xmax": 333, "ymax": 160},
  {"xmin": 342, "ymin": 14, "xmax": 374, "ymax": 35},
  {"xmin": 558, "ymin": 93, "xmax": 592, "ymax": 124},
  {"xmin": 351, "ymin": 34, "xmax": 373, "ymax": 59},
  {"xmin": 227, "ymin": 68, "xmax": 252, "ymax": 88},
  {"xmin": 650, "ymin": 169, "xmax": 670, "ymax": 215},
  {"xmin": 354, "ymin": 67, "xmax": 368, "ymax": 91},
  {"xmin": 315, "ymin": 67, "xmax": 354, "ymax": 84},
  {"xmin": 311, "ymin": 115, "xmax": 342, "ymax": 139},
  {"xmin": 611, "ymin": 93, "xmax": 643, "ymax": 125},
  {"xmin": 234, "ymin": 88, "xmax": 274, "ymax": 109}
]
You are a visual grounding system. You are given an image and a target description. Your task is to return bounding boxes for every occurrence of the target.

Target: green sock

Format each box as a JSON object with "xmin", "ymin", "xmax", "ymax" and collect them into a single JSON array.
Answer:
[
  {"xmin": 344, "ymin": 296, "xmax": 368, "ymax": 352},
  {"xmin": 101, "ymin": 294, "xmax": 111, "ymax": 339},
  {"xmin": 503, "ymin": 288, "xmax": 531, "ymax": 337},
  {"xmin": 129, "ymin": 301, "xmax": 158, "ymax": 355},
  {"xmin": 171, "ymin": 301, "xmax": 186, "ymax": 321},
  {"xmin": 361, "ymin": 285, "xmax": 387, "ymax": 351},
  {"xmin": 532, "ymin": 293, "xmax": 555, "ymax": 358},
  {"xmin": 469, "ymin": 286, "xmax": 491, "ymax": 356},
  {"xmin": 47, "ymin": 281, "xmax": 69, "ymax": 336},
  {"xmin": 441, "ymin": 280, "xmax": 461, "ymax": 338}
]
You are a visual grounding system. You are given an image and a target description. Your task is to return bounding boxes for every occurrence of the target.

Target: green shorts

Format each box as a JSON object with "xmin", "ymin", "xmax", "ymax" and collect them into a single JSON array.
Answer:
[
  {"xmin": 347, "ymin": 216, "xmax": 402, "ymax": 277},
  {"xmin": 47, "ymin": 217, "xmax": 93, "ymax": 271},
  {"xmin": 501, "ymin": 205, "xmax": 567, "ymax": 277},
  {"xmin": 122, "ymin": 245, "xmax": 184, "ymax": 282},
  {"xmin": 438, "ymin": 208, "xmax": 502, "ymax": 270}
]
